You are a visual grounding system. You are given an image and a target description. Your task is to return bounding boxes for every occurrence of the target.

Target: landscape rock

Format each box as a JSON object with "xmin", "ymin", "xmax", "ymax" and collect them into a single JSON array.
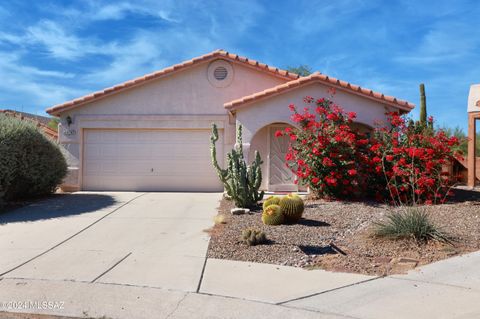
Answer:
[{"xmin": 231, "ymin": 208, "xmax": 250, "ymax": 215}]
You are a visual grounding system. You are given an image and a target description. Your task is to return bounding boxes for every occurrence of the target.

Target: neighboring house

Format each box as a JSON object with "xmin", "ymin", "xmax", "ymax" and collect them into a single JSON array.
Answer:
[
  {"xmin": 467, "ymin": 84, "xmax": 480, "ymax": 187},
  {"xmin": 46, "ymin": 50, "xmax": 414, "ymax": 192},
  {"xmin": 0, "ymin": 109, "xmax": 58, "ymax": 140}
]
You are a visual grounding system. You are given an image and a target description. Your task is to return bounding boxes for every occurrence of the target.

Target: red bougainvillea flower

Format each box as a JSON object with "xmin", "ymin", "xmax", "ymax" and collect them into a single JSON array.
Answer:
[
  {"xmin": 347, "ymin": 169, "xmax": 357, "ymax": 176},
  {"xmin": 276, "ymin": 98, "xmax": 461, "ymax": 204},
  {"xmin": 274, "ymin": 130, "xmax": 283, "ymax": 137},
  {"xmin": 347, "ymin": 112, "xmax": 357, "ymax": 120}
]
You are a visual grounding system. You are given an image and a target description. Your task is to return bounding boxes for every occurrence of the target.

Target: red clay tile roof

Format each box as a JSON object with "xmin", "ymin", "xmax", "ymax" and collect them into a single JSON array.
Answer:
[
  {"xmin": 46, "ymin": 50, "xmax": 300, "ymax": 116},
  {"xmin": 224, "ymin": 72, "xmax": 415, "ymax": 111},
  {"xmin": 1, "ymin": 110, "xmax": 58, "ymax": 140}
]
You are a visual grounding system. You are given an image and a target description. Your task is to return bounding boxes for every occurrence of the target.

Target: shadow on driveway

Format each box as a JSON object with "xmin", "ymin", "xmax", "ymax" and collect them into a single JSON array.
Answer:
[{"xmin": 0, "ymin": 193, "xmax": 118, "ymax": 224}]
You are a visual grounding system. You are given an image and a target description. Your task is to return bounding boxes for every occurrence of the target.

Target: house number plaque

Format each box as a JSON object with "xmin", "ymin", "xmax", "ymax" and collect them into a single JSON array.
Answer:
[{"xmin": 63, "ymin": 128, "xmax": 77, "ymax": 136}]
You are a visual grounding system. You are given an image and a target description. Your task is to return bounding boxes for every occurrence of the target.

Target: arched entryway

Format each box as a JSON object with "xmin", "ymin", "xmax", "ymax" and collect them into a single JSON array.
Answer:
[
  {"xmin": 249, "ymin": 122, "xmax": 298, "ymax": 192},
  {"xmin": 349, "ymin": 122, "xmax": 373, "ymax": 134}
]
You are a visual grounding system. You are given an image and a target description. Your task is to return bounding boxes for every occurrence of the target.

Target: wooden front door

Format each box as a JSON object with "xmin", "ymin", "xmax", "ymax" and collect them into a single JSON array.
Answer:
[{"xmin": 268, "ymin": 125, "xmax": 297, "ymax": 192}]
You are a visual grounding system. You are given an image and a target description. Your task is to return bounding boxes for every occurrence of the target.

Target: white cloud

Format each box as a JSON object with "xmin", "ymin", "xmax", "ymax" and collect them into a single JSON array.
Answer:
[
  {"xmin": 25, "ymin": 20, "xmax": 117, "ymax": 60},
  {"xmin": 394, "ymin": 21, "xmax": 479, "ymax": 65},
  {"xmin": 90, "ymin": 1, "xmax": 179, "ymax": 22},
  {"xmin": 83, "ymin": 30, "xmax": 214, "ymax": 85},
  {"xmin": 0, "ymin": 52, "xmax": 84, "ymax": 108},
  {"xmin": 292, "ymin": 0, "xmax": 367, "ymax": 35},
  {"xmin": 0, "ymin": 31, "xmax": 24, "ymax": 45}
]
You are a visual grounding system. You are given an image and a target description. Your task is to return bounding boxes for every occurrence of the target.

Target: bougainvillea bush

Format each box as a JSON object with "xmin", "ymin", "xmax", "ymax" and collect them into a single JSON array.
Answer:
[
  {"xmin": 275, "ymin": 97, "xmax": 377, "ymax": 199},
  {"xmin": 277, "ymin": 96, "xmax": 461, "ymax": 205},
  {"xmin": 370, "ymin": 113, "xmax": 461, "ymax": 205}
]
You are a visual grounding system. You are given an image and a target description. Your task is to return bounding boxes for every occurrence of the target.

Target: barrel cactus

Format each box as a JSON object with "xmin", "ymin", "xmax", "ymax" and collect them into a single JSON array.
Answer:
[
  {"xmin": 262, "ymin": 195, "xmax": 280, "ymax": 210},
  {"xmin": 241, "ymin": 228, "xmax": 267, "ymax": 246},
  {"xmin": 279, "ymin": 194, "xmax": 304, "ymax": 223},
  {"xmin": 262, "ymin": 204, "xmax": 284, "ymax": 225},
  {"xmin": 210, "ymin": 123, "xmax": 264, "ymax": 208}
]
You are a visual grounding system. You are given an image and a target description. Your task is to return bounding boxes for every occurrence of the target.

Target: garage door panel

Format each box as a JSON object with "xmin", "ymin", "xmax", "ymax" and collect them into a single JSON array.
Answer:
[{"xmin": 83, "ymin": 129, "xmax": 223, "ymax": 191}]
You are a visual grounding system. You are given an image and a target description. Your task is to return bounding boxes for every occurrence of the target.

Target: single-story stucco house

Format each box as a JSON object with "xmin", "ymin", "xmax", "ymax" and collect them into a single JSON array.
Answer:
[{"xmin": 46, "ymin": 49, "xmax": 414, "ymax": 193}]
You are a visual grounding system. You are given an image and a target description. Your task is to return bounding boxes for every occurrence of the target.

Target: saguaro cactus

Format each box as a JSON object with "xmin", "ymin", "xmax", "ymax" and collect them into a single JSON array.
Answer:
[
  {"xmin": 419, "ymin": 83, "xmax": 427, "ymax": 125},
  {"xmin": 210, "ymin": 123, "xmax": 264, "ymax": 208}
]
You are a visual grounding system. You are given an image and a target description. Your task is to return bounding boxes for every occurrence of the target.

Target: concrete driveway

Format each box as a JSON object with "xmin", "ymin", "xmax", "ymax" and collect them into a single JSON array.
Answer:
[
  {"xmin": 2, "ymin": 192, "xmax": 479, "ymax": 319},
  {"xmin": 0, "ymin": 192, "xmax": 221, "ymax": 292}
]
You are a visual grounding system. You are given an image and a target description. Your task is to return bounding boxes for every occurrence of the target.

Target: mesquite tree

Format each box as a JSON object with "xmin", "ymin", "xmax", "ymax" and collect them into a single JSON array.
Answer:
[{"xmin": 210, "ymin": 123, "xmax": 264, "ymax": 208}]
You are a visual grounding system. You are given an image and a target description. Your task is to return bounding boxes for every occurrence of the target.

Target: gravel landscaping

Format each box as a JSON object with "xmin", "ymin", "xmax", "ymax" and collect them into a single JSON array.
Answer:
[{"xmin": 207, "ymin": 188, "xmax": 480, "ymax": 276}]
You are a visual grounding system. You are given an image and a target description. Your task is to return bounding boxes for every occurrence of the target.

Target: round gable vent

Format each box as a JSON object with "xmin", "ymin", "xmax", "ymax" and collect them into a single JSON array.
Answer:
[
  {"xmin": 213, "ymin": 66, "xmax": 228, "ymax": 80},
  {"xmin": 208, "ymin": 60, "xmax": 234, "ymax": 88}
]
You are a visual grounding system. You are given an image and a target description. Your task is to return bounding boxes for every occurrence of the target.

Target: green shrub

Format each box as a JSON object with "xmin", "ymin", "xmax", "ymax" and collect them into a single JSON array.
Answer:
[
  {"xmin": 373, "ymin": 207, "xmax": 451, "ymax": 243},
  {"xmin": 0, "ymin": 114, "xmax": 67, "ymax": 200}
]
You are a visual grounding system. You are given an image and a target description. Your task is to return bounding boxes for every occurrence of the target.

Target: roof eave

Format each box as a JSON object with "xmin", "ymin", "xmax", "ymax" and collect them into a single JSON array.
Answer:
[
  {"xmin": 46, "ymin": 50, "xmax": 299, "ymax": 116},
  {"xmin": 224, "ymin": 77, "xmax": 415, "ymax": 112}
]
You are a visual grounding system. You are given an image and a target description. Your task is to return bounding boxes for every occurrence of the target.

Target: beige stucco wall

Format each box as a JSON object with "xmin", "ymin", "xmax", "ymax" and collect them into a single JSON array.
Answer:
[
  {"xmin": 468, "ymin": 84, "xmax": 480, "ymax": 113},
  {"xmin": 235, "ymin": 82, "xmax": 397, "ymax": 145},
  {"xmin": 56, "ymin": 59, "xmax": 286, "ymax": 190}
]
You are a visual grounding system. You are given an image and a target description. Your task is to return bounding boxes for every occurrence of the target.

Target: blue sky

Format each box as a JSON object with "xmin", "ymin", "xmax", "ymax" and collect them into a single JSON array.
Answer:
[{"xmin": 0, "ymin": 0, "xmax": 479, "ymax": 131}]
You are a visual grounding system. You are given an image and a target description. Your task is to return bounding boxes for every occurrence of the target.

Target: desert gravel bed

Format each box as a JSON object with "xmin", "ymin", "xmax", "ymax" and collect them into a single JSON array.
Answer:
[{"xmin": 207, "ymin": 189, "xmax": 480, "ymax": 275}]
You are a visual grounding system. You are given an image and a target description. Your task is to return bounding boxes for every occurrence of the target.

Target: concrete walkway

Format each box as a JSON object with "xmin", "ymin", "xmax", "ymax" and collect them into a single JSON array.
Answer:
[{"xmin": 1, "ymin": 192, "xmax": 479, "ymax": 318}]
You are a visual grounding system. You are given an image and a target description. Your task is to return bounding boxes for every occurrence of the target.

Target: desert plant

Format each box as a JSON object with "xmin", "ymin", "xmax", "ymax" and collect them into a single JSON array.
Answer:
[
  {"xmin": 279, "ymin": 193, "xmax": 305, "ymax": 223},
  {"xmin": 210, "ymin": 123, "xmax": 264, "ymax": 208},
  {"xmin": 286, "ymin": 65, "xmax": 312, "ymax": 76},
  {"xmin": 213, "ymin": 214, "xmax": 227, "ymax": 225},
  {"xmin": 0, "ymin": 114, "xmax": 67, "ymax": 200},
  {"xmin": 373, "ymin": 207, "xmax": 451, "ymax": 243},
  {"xmin": 371, "ymin": 112, "xmax": 461, "ymax": 205},
  {"xmin": 278, "ymin": 96, "xmax": 461, "ymax": 204},
  {"xmin": 277, "ymin": 97, "xmax": 374, "ymax": 200},
  {"xmin": 262, "ymin": 195, "xmax": 280, "ymax": 210},
  {"xmin": 47, "ymin": 117, "xmax": 59, "ymax": 131},
  {"xmin": 261, "ymin": 204, "xmax": 284, "ymax": 225},
  {"xmin": 241, "ymin": 228, "xmax": 267, "ymax": 246},
  {"xmin": 419, "ymin": 83, "xmax": 427, "ymax": 125}
]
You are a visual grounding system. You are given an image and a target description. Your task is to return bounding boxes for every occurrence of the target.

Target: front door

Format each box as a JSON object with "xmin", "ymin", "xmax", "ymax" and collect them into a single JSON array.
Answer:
[{"xmin": 268, "ymin": 125, "xmax": 297, "ymax": 192}]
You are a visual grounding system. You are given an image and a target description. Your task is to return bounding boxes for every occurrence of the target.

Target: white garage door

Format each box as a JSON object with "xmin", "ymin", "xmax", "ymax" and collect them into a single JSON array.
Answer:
[{"xmin": 83, "ymin": 129, "xmax": 223, "ymax": 191}]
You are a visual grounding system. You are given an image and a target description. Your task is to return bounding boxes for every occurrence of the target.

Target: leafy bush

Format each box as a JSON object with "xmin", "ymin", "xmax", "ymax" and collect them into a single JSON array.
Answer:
[
  {"xmin": 277, "ymin": 96, "xmax": 461, "ymax": 204},
  {"xmin": 0, "ymin": 114, "xmax": 67, "ymax": 200},
  {"xmin": 373, "ymin": 207, "xmax": 451, "ymax": 243},
  {"xmin": 371, "ymin": 113, "xmax": 461, "ymax": 205},
  {"xmin": 276, "ymin": 97, "xmax": 374, "ymax": 199},
  {"xmin": 47, "ymin": 117, "xmax": 59, "ymax": 131}
]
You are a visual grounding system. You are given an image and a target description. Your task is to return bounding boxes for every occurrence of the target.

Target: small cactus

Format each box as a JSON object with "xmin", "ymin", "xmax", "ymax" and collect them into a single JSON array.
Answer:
[
  {"xmin": 262, "ymin": 204, "xmax": 284, "ymax": 225},
  {"xmin": 262, "ymin": 195, "xmax": 280, "ymax": 210},
  {"xmin": 241, "ymin": 228, "xmax": 267, "ymax": 246},
  {"xmin": 213, "ymin": 214, "xmax": 227, "ymax": 225},
  {"xmin": 279, "ymin": 193, "xmax": 304, "ymax": 223}
]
